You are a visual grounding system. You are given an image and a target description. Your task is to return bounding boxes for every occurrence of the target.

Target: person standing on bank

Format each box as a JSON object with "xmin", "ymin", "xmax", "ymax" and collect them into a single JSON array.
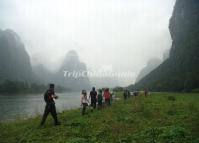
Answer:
[
  {"xmin": 144, "ymin": 88, "xmax": 148, "ymax": 97},
  {"xmin": 40, "ymin": 84, "xmax": 60, "ymax": 126},
  {"xmin": 97, "ymin": 89, "xmax": 103, "ymax": 109},
  {"xmin": 89, "ymin": 87, "xmax": 97, "ymax": 110},
  {"xmin": 123, "ymin": 89, "xmax": 128, "ymax": 101},
  {"xmin": 103, "ymin": 88, "xmax": 111, "ymax": 106},
  {"xmin": 81, "ymin": 90, "xmax": 89, "ymax": 115}
]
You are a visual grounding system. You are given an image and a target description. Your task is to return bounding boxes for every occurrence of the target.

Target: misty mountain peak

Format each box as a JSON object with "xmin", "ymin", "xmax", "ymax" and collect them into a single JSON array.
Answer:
[
  {"xmin": 135, "ymin": 58, "xmax": 162, "ymax": 83},
  {"xmin": 0, "ymin": 29, "xmax": 34, "ymax": 82},
  {"xmin": 64, "ymin": 50, "xmax": 79, "ymax": 62},
  {"xmin": 0, "ymin": 29, "xmax": 23, "ymax": 49},
  {"xmin": 61, "ymin": 50, "xmax": 87, "ymax": 71},
  {"xmin": 55, "ymin": 50, "xmax": 90, "ymax": 90}
]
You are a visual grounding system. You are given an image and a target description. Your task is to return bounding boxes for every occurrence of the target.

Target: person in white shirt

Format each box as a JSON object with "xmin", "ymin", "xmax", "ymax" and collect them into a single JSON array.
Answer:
[{"xmin": 81, "ymin": 90, "xmax": 89, "ymax": 115}]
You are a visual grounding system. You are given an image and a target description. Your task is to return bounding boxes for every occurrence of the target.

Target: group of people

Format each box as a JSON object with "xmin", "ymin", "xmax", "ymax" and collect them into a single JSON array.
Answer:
[
  {"xmin": 81, "ymin": 87, "xmax": 112, "ymax": 115},
  {"xmin": 123, "ymin": 89, "xmax": 131, "ymax": 100},
  {"xmin": 123, "ymin": 88, "xmax": 149, "ymax": 100},
  {"xmin": 40, "ymin": 84, "xmax": 113, "ymax": 126}
]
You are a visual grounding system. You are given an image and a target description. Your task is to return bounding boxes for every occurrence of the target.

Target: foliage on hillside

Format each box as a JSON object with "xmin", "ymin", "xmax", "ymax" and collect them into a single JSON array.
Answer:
[
  {"xmin": 0, "ymin": 80, "xmax": 69, "ymax": 94},
  {"xmin": 132, "ymin": 0, "xmax": 199, "ymax": 92}
]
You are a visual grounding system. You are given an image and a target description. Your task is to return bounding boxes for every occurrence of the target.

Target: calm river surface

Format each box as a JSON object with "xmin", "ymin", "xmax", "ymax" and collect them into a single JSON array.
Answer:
[{"xmin": 0, "ymin": 92, "xmax": 81, "ymax": 121}]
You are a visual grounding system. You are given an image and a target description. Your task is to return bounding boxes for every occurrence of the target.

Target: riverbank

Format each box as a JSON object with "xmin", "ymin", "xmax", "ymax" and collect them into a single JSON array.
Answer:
[{"xmin": 0, "ymin": 92, "xmax": 199, "ymax": 143}]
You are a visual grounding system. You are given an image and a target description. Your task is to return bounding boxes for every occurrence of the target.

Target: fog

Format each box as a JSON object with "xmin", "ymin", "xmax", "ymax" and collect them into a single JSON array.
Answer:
[{"xmin": 0, "ymin": 0, "xmax": 176, "ymax": 86}]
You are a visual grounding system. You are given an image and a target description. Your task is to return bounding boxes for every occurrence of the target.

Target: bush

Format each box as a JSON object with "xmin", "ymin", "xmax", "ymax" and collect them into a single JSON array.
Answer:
[
  {"xmin": 192, "ymin": 88, "xmax": 199, "ymax": 93},
  {"xmin": 168, "ymin": 96, "xmax": 176, "ymax": 101},
  {"xmin": 160, "ymin": 126, "xmax": 191, "ymax": 143},
  {"xmin": 133, "ymin": 126, "xmax": 191, "ymax": 143},
  {"xmin": 167, "ymin": 105, "xmax": 177, "ymax": 115}
]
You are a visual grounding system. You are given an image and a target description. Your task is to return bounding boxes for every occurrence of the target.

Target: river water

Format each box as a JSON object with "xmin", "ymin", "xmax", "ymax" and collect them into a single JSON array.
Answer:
[{"xmin": 0, "ymin": 92, "xmax": 81, "ymax": 121}]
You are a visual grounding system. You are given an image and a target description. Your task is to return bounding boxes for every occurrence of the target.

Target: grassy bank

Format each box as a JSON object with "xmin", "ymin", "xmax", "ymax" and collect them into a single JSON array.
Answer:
[{"xmin": 0, "ymin": 92, "xmax": 199, "ymax": 143}]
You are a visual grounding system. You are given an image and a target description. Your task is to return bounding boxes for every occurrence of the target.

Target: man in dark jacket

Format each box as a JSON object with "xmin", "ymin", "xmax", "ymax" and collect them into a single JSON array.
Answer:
[
  {"xmin": 97, "ymin": 89, "xmax": 103, "ymax": 109},
  {"xmin": 89, "ymin": 87, "xmax": 97, "ymax": 109},
  {"xmin": 40, "ymin": 84, "xmax": 60, "ymax": 126}
]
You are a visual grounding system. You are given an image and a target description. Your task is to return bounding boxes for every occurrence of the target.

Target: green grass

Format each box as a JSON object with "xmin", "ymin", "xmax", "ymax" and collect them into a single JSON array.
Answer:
[{"xmin": 0, "ymin": 92, "xmax": 199, "ymax": 143}]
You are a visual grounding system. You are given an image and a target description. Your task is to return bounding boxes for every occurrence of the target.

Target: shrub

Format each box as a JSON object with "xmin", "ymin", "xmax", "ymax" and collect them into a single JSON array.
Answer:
[
  {"xmin": 192, "ymin": 88, "xmax": 199, "ymax": 93},
  {"xmin": 160, "ymin": 126, "xmax": 191, "ymax": 143},
  {"xmin": 168, "ymin": 96, "xmax": 176, "ymax": 101},
  {"xmin": 167, "ymin": 104, "xmax": 177, "ymax": 115}
]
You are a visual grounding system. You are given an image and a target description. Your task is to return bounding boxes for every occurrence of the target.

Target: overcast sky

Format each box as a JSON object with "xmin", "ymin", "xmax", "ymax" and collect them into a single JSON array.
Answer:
[{"xmin": 0, "ymin": 0, "xmax": 176, "ymax": 86}]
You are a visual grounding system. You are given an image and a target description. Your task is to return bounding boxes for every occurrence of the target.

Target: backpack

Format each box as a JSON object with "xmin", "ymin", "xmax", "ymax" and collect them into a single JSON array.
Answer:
[
  {"xmin": 98, "ymin": 93, "xmax": 103, "ymax": 101},
  {"xmin": 44, "ymin": 90, "xmax": 48, "ymax": 103}
]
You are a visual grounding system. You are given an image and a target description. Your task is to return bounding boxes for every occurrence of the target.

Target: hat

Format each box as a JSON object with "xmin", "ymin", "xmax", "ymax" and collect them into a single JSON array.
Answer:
[
  {"xmin": 82, "ymin": 90, "xmax": 87, "ymax": 95},
  {"xmin": 49, "ymin": 83, "xmax": 55, "ymax": 88}
]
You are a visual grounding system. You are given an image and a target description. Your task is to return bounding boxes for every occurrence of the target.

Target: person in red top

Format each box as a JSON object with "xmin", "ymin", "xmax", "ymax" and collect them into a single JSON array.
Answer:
[{"xmin": 103, "ymin": 88, "xmax": 111, "ymax": 106}]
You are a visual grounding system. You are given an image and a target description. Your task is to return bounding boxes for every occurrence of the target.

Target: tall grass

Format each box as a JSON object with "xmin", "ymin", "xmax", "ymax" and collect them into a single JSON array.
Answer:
[{"xmin": 0, "ymin": 92, "xmax": 199, "ymax": 143}]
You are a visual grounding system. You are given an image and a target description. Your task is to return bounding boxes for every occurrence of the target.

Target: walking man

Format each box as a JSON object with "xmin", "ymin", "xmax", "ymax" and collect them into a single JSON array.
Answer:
[
  {"xmin": 40, "ymin": 84, "xmax": 60, "ymax": 126},
  {"xmin": 89, "ymin": 87, "xmax": 97, "ymax": 110}
]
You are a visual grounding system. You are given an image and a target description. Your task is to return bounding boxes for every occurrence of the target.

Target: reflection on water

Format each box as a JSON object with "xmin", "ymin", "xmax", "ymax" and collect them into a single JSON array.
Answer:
[{"xmin": 0, "ymin": 92, "xmax": 81, "ymax": 121}]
